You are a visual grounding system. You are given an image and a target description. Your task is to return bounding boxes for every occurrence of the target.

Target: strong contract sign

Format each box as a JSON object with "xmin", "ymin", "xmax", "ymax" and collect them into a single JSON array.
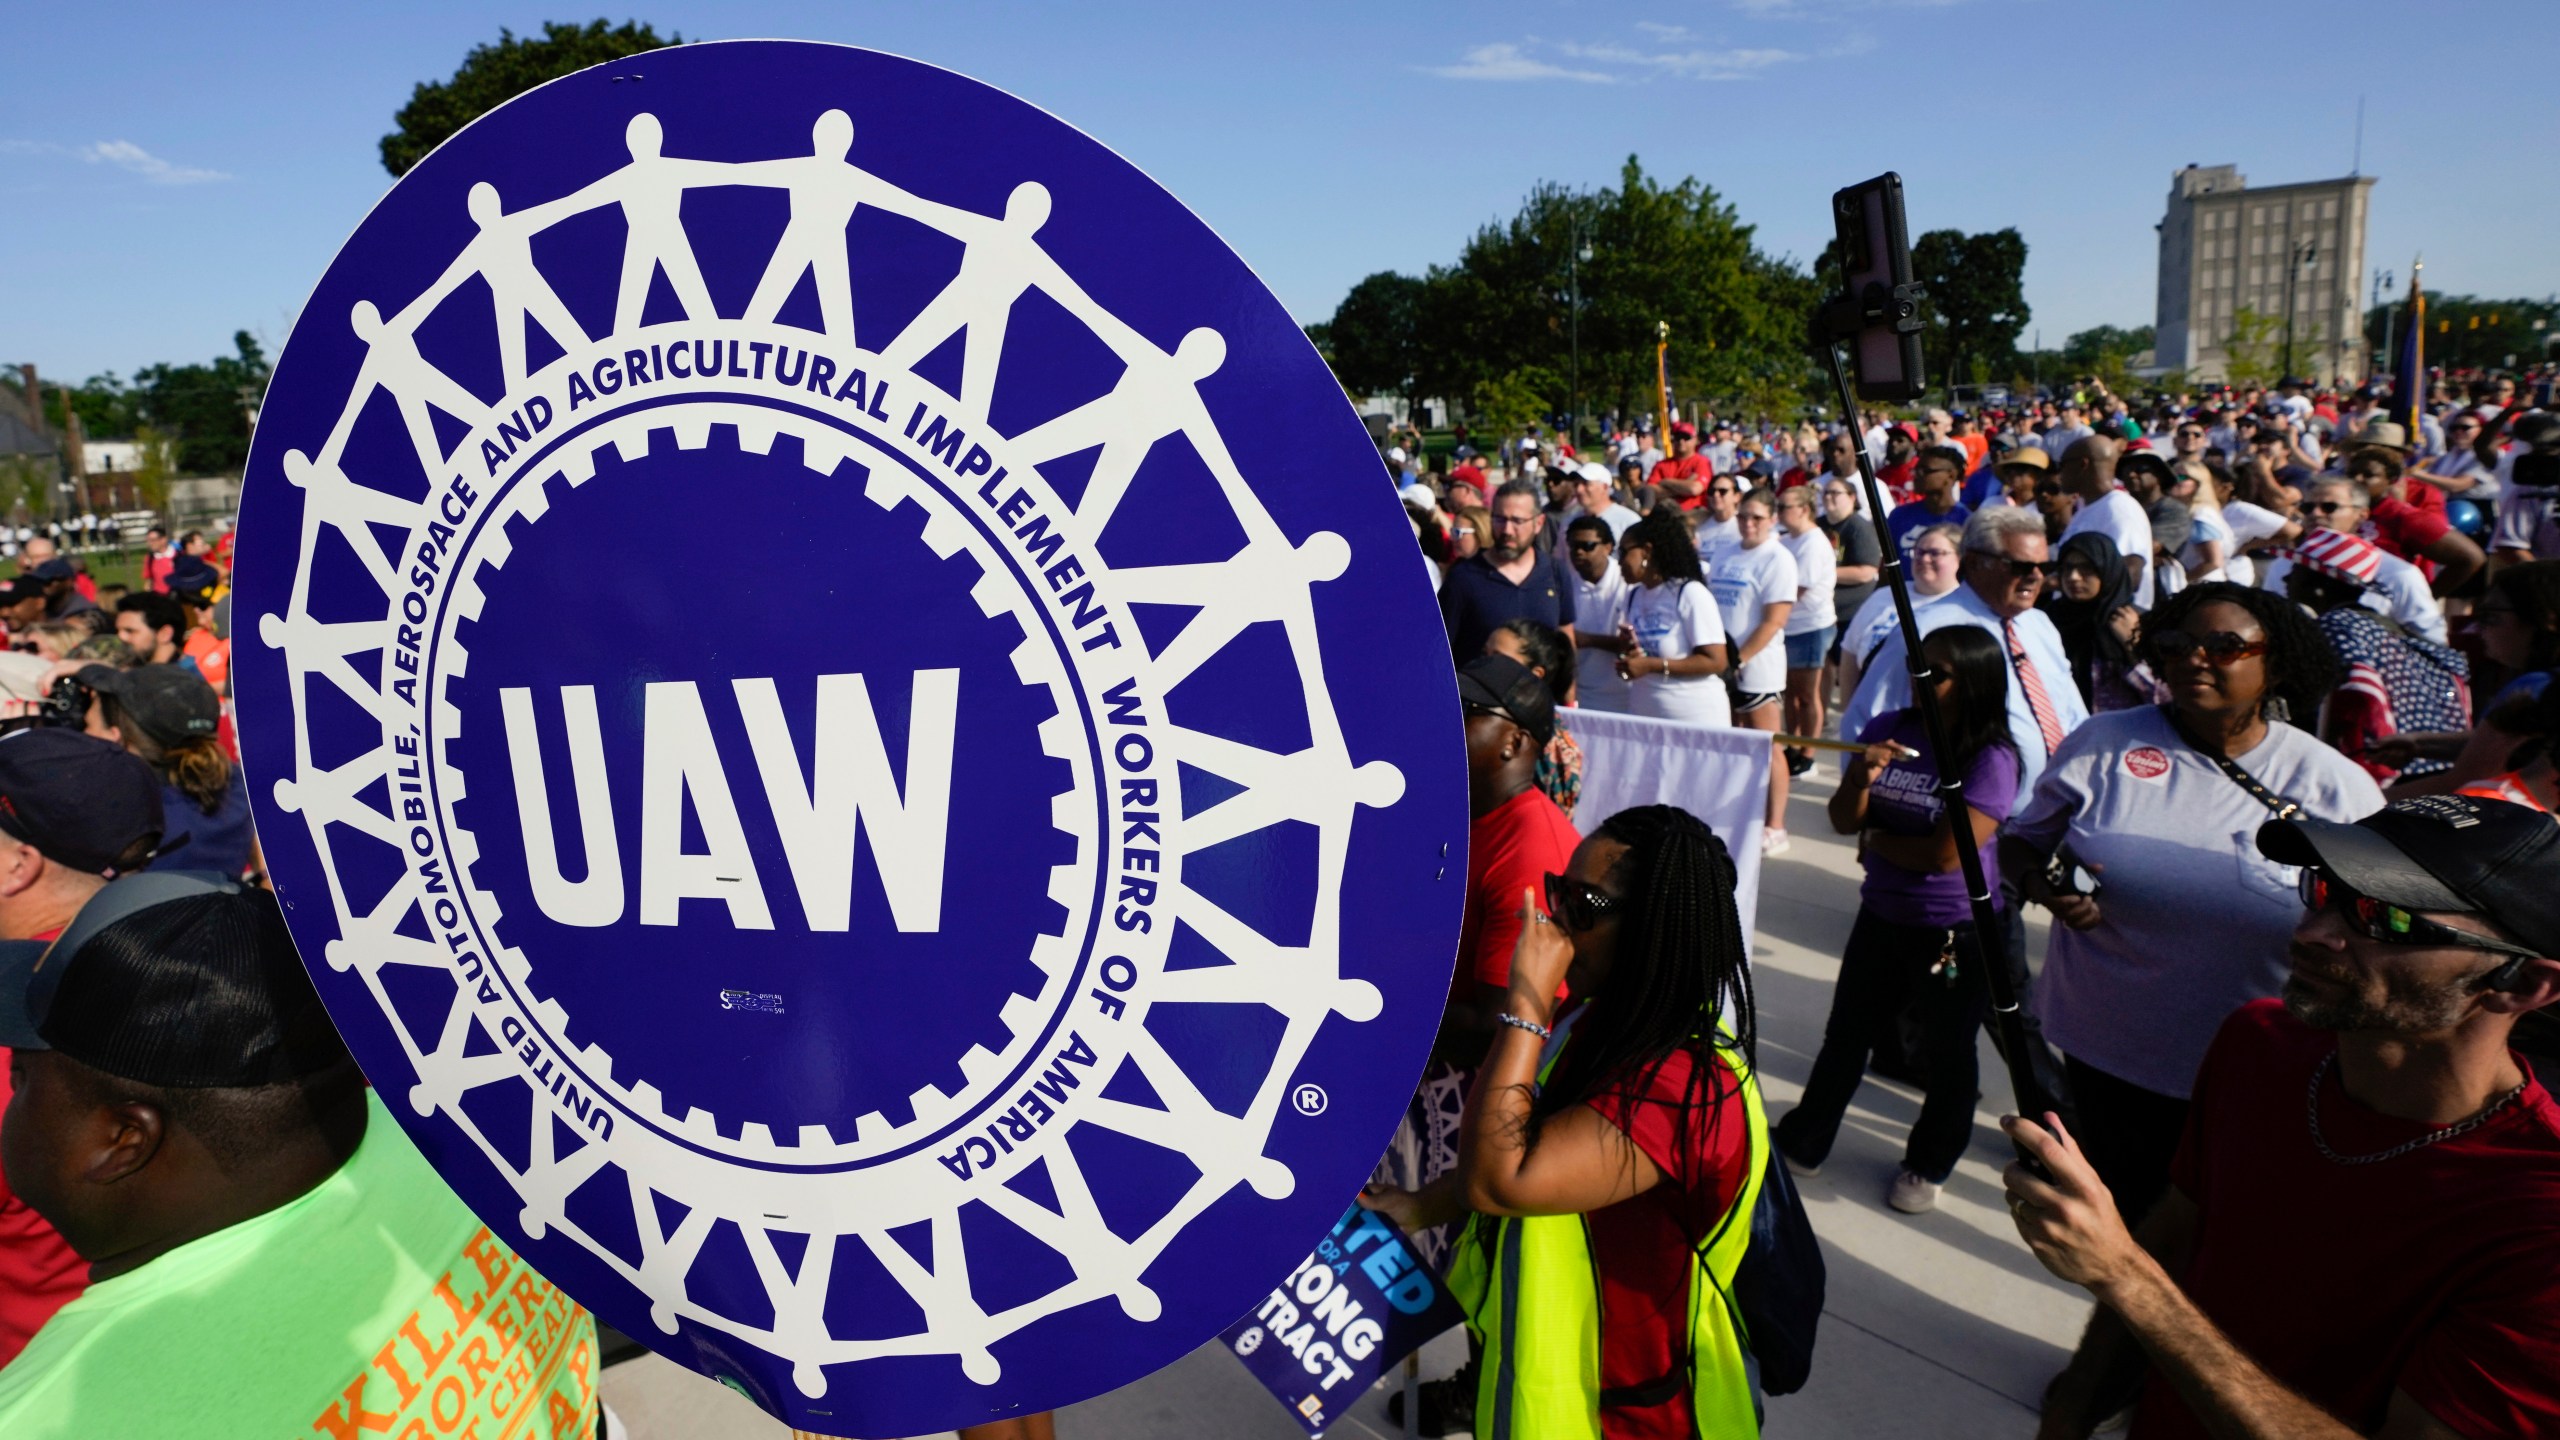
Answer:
[{"xmin": 232, "ymin": 41, "xmax": 1462, "ymax": 1437}]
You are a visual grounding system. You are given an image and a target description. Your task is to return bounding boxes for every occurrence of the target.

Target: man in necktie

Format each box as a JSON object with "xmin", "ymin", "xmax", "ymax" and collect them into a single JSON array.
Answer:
[{"xmin": 1839, "ymin": 506, "xmax": 2087, "ymax": 1121}]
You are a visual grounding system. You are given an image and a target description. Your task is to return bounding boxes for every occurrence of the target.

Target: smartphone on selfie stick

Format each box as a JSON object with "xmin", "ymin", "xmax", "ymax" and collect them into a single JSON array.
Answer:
[{"xmin": 1811, "ymin": 174, "xmax": 2061, "ymax": 1134}]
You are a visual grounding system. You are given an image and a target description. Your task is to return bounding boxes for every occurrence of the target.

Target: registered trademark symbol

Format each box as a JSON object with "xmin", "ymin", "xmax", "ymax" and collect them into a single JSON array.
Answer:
[{"xmin": 1291, "ymin": 1083, "xmax": 1329, "ymax": 1117}]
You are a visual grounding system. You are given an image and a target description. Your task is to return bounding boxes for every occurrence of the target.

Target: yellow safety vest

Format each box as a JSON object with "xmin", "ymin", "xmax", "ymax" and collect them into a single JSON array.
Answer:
[{"xmin": 1448, "ymin": 1038, "xmax": 1769, "ymax": 1439}]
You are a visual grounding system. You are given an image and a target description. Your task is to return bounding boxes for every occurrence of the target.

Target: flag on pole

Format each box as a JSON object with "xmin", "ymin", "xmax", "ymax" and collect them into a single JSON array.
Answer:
[{"xmin": 2390, "ymin": 260, "xmax": 2425, "ymax": 432}]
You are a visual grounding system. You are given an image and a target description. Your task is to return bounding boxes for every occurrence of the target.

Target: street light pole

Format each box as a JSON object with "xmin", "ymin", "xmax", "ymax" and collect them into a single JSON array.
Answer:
[
  {"xmin": 1567, "ymin": 211, "xmax": 1592, "ymax": 454},
  {"xmin": 2377, "ymin": 269, "xmax": 2396, "ymax": 381},
  {"xmin": 2284, "ymin": 238, "xmax": 2317, "ymax": 380}
]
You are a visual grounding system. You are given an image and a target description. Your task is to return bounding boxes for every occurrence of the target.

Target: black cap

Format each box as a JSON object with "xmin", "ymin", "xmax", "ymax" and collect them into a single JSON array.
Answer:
[
  {"xmin": 1457, "ymin": 653, "xmax": 1556, "ymax": 746},
  {"xmin": 2258, "ymin": 796, "xmax": 2560, "ymax": 957},
  {"xmin": 76, "ymin": 664, "xmax": 220, "ymax": 748},
  {"xmin": 0, "ymin": 728, "xmax": 164, "ymax": 875},
  {"xmin": 166, "ymin": 559, "xmax": 218, "ymax": 604},
  {"xmin": 0, "ymin": 576, "xmax": 48, "ymax": 607},
  {"xmin": 0, "ymin": 872, "xmax": 348, "ymax": 1087},
  {"xmin": 31, "ymin": 558, "xmax": 74, "ymax": 582}
]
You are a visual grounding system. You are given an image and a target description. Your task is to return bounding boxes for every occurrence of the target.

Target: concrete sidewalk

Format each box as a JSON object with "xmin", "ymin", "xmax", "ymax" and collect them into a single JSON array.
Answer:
[{"xmin": 603, "ymin": 764, "xmax": 2089, "ymax": 1438}]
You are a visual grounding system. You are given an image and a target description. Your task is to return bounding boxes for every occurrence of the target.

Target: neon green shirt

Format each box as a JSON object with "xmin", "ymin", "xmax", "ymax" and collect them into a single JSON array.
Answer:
[{"xmin": 0, "ymin": 1091, "xmax": 601, "ymax": 1438}]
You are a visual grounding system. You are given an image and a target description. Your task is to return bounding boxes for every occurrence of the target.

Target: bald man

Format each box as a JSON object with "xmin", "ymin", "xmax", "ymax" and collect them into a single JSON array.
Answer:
[{"xmin": 2056, "ymin": 435, "xmax": 2156, "ymax": 608}]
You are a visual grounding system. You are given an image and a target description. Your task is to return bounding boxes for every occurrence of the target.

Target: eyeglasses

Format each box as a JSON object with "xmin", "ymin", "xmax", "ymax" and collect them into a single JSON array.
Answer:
[
  {"xmin": 2299, "ymin": 870, "xmax": 2543, "ymax": 961},
  {"xmin": 1544, "ymin": 872, "xmax": 1618, "ymax": 932},
  {"xmin": 1912, "ymin": 546, "xmax": 1958, "ymax": 563},
  {"xmin": 2145, "ymin": 628, "xmax": 2267, "ymax": 666}
]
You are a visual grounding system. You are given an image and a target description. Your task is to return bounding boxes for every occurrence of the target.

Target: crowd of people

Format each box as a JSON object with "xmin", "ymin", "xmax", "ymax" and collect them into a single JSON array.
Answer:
[
  {"xmin": 1379, "ymin": 370, "xmax": 2560, "ymax": 1438},
  {"xmin": 0, "ymin": 365, "xmax": 2552, "ymax": 1440}
]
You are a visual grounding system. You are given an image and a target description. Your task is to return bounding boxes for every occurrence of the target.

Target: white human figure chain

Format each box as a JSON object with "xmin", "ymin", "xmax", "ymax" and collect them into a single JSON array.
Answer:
[{"xmin": 264, "ymin": 101, "xmax": 1396, "ymax": 1401}]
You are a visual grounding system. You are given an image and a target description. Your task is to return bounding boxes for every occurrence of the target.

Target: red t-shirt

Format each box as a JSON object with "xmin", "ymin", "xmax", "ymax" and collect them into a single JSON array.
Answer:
[
  {"xmin": 1459, "ymin": 788, "xmax": 1580, "ymax": 993},
  {"xmin": 0, "ymin": 926, "xmax": 86, "ymax": 1365},
  {"xmin": 2367, "ymin": 495, "xmax": 2451, "ymax": 574},
  {"xmin": 1648, "ymin": 455, "xmax": 1712, "ymax": 509},
  {"xmin": 2140, "ymin": 1000, "xmax": 2560, "ymax": 1439},
  {"xmin": 1583, "ymin": 1044, "xmax": 1755, "ymax": 1440}
]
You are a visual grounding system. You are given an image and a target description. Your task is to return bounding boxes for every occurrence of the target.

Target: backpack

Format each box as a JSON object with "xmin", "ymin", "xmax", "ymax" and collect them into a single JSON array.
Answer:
[{"xmin": 1729, "ymin": 1146, "xmax": 1826, "ymax": 1396}]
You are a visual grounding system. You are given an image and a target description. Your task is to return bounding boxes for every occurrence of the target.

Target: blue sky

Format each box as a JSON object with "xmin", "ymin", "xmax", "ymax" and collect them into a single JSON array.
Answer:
[{"xmin": 4, "ymin": 0, "xmax": 2550, "ymax": 385}]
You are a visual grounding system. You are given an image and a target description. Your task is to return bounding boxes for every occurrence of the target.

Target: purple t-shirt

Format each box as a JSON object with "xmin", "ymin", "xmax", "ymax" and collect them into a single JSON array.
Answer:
[{"xmin": 1855, "ymin": 709, "xmax": 2019, "ymax": 927}]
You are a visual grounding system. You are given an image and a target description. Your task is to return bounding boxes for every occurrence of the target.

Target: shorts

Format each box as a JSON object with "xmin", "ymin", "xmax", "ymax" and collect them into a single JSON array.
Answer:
[
  {"xmin": 1730, "ymin": 687, "xmax": 1783, "ymax": 714},
  {"xmin": 1784, "ymin": 626, "xmax": 1836, "ymax": 670}
]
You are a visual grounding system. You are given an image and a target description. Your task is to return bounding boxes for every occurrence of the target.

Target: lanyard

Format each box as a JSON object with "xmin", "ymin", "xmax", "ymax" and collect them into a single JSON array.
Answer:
[{"xmin": 2159, "ymin": 706, "xmax": 2302, "ymax": 820}]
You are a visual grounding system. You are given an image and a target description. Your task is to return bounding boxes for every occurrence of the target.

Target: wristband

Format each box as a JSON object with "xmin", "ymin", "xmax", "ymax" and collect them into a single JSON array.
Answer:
[{"xmin": 1496, "ymin": 1012, "xmax": 1553, "ymax": 1041}]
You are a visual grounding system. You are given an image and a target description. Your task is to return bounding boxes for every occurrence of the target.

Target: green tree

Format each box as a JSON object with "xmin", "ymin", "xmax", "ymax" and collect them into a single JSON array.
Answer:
[
  {"xmin": 2056, "ymin": 324, "xmax": 2155, "ymax": 392},
  {"xmin": 1911, "ymin": 228, "xmax": 2029, "ymax": 390},
  {"xmin": 127, "ymin": 332, "xmax": 272, "ymax": 475},
  {"xmin": 381, "ymin": 19, "xmax": 681, "ymax": 176},
  {"xmin": 2363, "ymin": 293, "xmax": 2560, "ymax": 373},
  {"xmin": 1469, "ymin": 366, "xmax": 1565, "ymax": 441},
  {"xmin": 1403, "ymin": 158, "xmax": 1815, "ymax": 431},
  {"xmin": 1322, "ymin": 271, "xmax": 1431, "ymax": 406},
  {"xmin": 2221, "ymin": 308, "xmax": 2284, "ymax": 389}
]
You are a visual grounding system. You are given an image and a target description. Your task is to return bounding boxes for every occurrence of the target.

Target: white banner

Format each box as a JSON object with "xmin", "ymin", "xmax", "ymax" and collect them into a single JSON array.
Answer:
[{"xmin": 1563, "ymin": 708, "xmax": 1770, "ymax": 945}]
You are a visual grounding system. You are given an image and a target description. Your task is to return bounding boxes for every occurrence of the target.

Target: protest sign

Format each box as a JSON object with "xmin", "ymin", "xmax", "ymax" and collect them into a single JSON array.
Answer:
[
  {"xmin": 231, "ymin": 41, "xmax": 1463, "ymax": 1437},
  {"xmin": 1221, "ymin": 1205, "xmax": 1462, "ymax": 1436}
]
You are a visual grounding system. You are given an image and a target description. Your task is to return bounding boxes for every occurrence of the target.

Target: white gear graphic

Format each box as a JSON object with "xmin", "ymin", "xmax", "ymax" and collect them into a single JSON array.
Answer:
[{"xmin": 254, "ymin": 101, "xmax": 1408, "ymax": 1401}]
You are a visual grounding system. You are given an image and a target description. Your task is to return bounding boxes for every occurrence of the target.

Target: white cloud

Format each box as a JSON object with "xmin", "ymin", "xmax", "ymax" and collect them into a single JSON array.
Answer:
[
  {"xmin": 1558, "ymin": 40, "xmax": 1800, "ymax": 79},
  {"xmin": 79, "ymin": 140, "xmax": 229, "ymax": 184},
  {"xmin": 1425, "ymin": 31, "xmax": 1804, "ymax": 86},
  {"xmin": 1423, "ymin": 42, "xmax": 1617, "ymax": 83}
]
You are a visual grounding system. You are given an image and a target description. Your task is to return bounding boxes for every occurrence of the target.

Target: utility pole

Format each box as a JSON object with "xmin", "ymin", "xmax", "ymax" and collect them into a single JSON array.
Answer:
[{"xmin": 1654, "ymin": 321, "xmax": 1671, "ymax": 441}]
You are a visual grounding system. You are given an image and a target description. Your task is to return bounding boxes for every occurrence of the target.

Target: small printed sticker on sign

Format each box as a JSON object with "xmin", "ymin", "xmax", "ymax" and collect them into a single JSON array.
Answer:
[
  {"xmin": 2125, "ymin": 746, "xmax": 2170, "ymax": 779},
  {"xmin": 720, "ymin": 990, "xmax": 786, "ymax": 1015}
]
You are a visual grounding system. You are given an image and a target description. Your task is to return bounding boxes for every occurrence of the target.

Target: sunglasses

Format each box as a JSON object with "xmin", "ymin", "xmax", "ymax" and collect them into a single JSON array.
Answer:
[
  {"xmin": 2308, "ymin": 500, "xmax": 2357, "ymax": 514},
  {"xmin": 2299, "ymin": 870, "xmax": 2543, "ymax": 961},
  {"xmin": 1710, "ymin": 484, "xmax": 1742, "ymax": 496},
  {"xmin": 1986, "ymin": 556, "xmax": 2056, "ymax": 579},
  {"xmin": 2146, "ymin": 628, "xmax": 2267, "ymax": 666},
  {"xmin": 1544, "ymin": 872, "xmax": 1618, "ymax": 932}
]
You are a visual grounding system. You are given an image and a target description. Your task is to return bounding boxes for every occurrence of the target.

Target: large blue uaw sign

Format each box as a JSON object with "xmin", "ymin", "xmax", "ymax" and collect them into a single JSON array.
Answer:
[{"xmin": 232, "ymin": 40, "xmax": 1462, "ymax": 1437}]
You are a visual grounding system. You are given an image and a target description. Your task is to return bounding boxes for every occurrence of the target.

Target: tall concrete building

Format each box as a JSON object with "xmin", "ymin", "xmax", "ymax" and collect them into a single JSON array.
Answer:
[{"xmin": 2155, "ymin": 164, "xmax": 2374, "ymax": 385}]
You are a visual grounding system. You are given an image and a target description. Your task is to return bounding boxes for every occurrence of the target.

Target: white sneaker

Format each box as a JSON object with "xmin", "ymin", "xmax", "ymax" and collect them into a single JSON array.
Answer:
[
  {"xmin": 1887, "ymin": 1169, "xmax": 1941, "ymax": 1215},
  {"xmin": 1761, "ymin": 828, "xmax": 1791, "ymax": 857}
]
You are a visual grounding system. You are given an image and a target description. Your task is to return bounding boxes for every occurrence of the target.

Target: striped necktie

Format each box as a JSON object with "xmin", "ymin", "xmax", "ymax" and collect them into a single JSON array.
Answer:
[{"xmin": 2005, "ymin": 617, "xmax": 2067, "ymax": 756}]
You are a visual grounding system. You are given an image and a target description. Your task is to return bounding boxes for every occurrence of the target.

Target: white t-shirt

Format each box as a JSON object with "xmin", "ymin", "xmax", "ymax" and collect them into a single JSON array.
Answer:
[
  {"xmin": 2177, "ymin": 503, "xmax": 2234, "ymax": 584},
  {"xmin": 1694, "ymin": 516, "xmax": 1740, "ymax": 569},
  {"xmin": 1778, "ymin": 526, "xmax": 1836, "ymax": 633},
  {"xmin": 1841, "ymin": 584, "xmax": 1957, "ymax": 667},
  {"xmin": 1624, "ymin": 579, "xmax": 1731, "ymax": 727},
  {"xmin": 2009, "ymin": 708, "xmax": 2384, "ymax": 1097},
  {"xmin": 1706, "ymin": 538, "xmax": 1796, "ymax": 695},
  {"xmin": 2217, "ymin": 499, "xmax": 2290, "ymax": 589},
  {"xmin": 2257, "ymin": 551, "xmax": 2448, "ymax": 644},
  {"xmin": 1554, "ymin": 502, "xmax": 1638, "ymax": 566},
  {"xmin": 1569, "ymin": 564, "xmax": 1632, "ymax": 713},
  {"xmin": 2061, "ymin": 487, "xmax": 2156, "ymax": 609}
]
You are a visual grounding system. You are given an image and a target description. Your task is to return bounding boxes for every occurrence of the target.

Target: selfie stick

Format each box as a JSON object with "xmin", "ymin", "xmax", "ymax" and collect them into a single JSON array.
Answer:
[{"xmin": 1812, "ymin": 281, "xmax": 2050, "ymax": 1122}]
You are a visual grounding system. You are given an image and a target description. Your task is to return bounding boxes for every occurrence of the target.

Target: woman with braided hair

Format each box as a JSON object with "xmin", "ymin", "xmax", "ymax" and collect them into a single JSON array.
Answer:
[{"xmin": 1363, "ymin": 805, "xmax": 1770, "ymax": 1439}]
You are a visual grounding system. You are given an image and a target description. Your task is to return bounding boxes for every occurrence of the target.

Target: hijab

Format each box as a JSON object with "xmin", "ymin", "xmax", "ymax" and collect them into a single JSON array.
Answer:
[{"xmin": 2045, "ymin": 531, "xmax": 2137, "ymax": 702}]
